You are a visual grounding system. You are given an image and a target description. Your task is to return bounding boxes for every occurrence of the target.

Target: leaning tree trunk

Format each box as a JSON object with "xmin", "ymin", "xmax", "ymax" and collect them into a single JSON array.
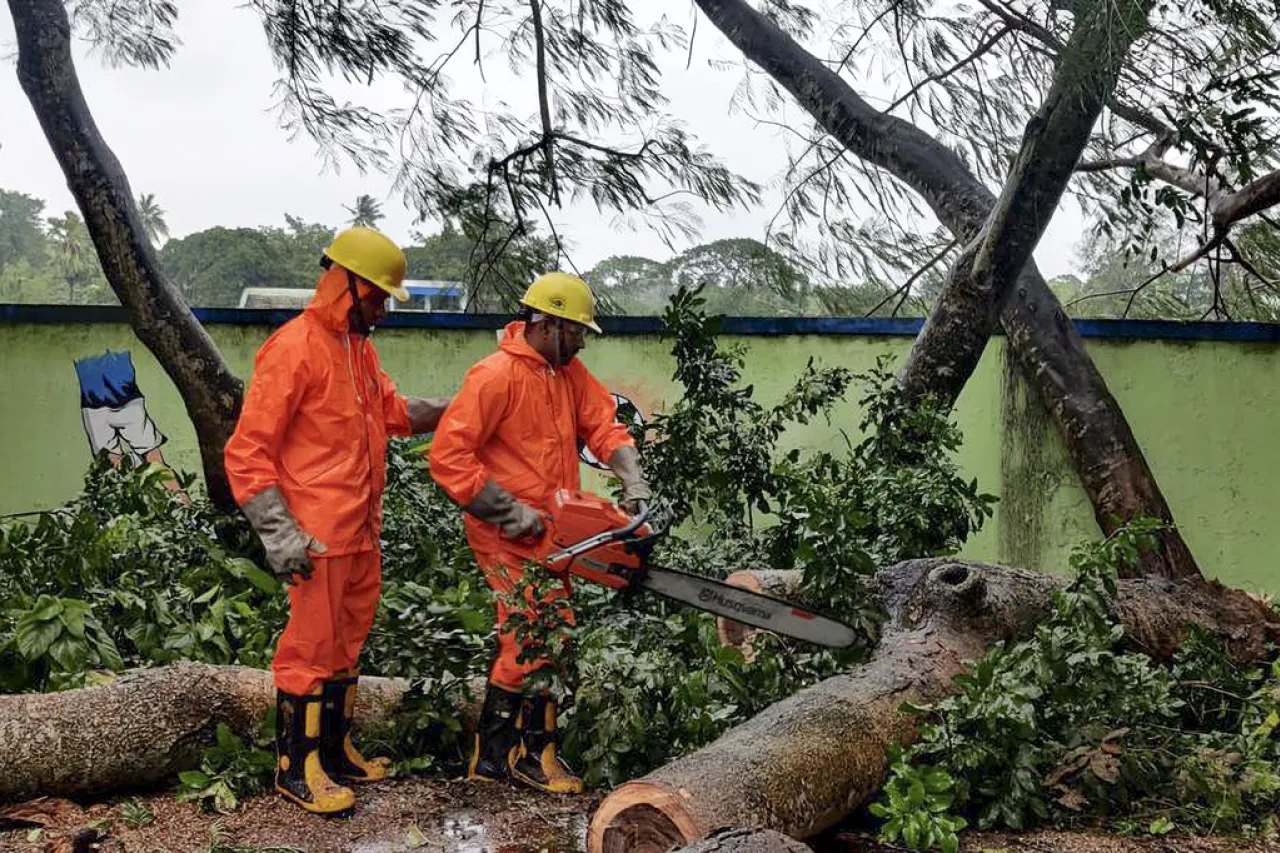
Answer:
[
  {"xmin": 587, "ymin": 558, "xmax": 1278, "ymax": 852},
  {"xmin": 9, "ymin": 0, "xmax": 243, "ymax": 510},
  {"xmin": 692, "ymin": 0, "xmax": 1198, "ymax": 580},
  {"xmin": 0, "ymin": 662, "xmax": 485, "ymax": 803}
]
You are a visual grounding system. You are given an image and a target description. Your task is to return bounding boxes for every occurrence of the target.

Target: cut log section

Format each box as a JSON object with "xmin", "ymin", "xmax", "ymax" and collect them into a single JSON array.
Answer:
[
  {"xmin": 671, "ymin": 827, "xmax": 812, "ymax": 852},
  {"xmin": 590, "ymin": 558, "xmax": 1279, "ymax": 853},
  {"xmin": 0, "ymin": 662, "xmax": 484, "ymax": 803},
  {"xmin": 716, "ymin": 570, "xmax": 803, "ymax": 658}
]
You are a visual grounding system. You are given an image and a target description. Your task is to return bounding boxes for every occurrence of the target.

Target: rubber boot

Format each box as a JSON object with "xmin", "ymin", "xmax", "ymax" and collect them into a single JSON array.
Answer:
[
  {"xmin": 467, "ymin": 682, "xmax": 522, "ymax": 783},
  {"xmin": 511, "ymin": 691, "xmax": 584, "ymax": 795},
  {"xmin": 321, "ymin": 671, "xmax": 391, "ymax": 783},
  {"xmin": 275, "ymin": 687, "xmax": 356, "ymax": 815}
]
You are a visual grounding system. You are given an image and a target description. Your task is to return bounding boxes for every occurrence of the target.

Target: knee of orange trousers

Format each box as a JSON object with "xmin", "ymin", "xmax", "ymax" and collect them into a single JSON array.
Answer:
[
  {"xmin": 474, "ymin": 548, "xmax": 574, "ymax": 692},
  {"xmin": 272, "ymin": 552, "xmax": 379, "ymax": 695},
  {"xmin": 336, "ymin": 550, "xmax": 382, "ymax": 673}
]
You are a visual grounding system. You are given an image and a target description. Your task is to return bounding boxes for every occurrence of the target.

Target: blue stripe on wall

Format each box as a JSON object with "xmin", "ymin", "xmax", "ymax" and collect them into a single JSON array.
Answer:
[{"xmin": 4, "ymin": 303, "xmax": 1280, "ymax": 343}]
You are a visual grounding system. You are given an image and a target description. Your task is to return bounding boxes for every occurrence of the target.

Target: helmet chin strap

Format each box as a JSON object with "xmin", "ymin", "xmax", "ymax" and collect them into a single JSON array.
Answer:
[{"xmin": 347, "ymin": 271, "xmax": 371, "ymax": 336}]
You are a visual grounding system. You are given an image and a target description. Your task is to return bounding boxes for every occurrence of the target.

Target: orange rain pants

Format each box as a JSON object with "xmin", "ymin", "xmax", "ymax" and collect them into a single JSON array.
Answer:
[
  {"xmin": 271, "ymin": 552, "xmax": 382, "ymax": 695},
  {"xmin": 429, "ymin": 321, "xmax": 634, "ymax": 690},
  {"xmin": 225, "ymin": 265, "xmax": 412, "ymax": 696},
  {"xmin": 473, "ymin": 547, "xmax": 575, "ymax": 691}
]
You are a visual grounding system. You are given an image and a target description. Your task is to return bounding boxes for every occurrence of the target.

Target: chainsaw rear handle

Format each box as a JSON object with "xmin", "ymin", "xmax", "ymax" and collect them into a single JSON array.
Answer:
[{"xmin": 541, "ymin": 499, "xmax": 654, "ymax": 564}]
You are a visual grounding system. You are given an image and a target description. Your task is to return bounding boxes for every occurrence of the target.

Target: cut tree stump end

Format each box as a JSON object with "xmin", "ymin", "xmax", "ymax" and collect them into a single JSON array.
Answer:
[{"xmin": 588, "ymin": 780, "xmax": 705, "ymax": 853}]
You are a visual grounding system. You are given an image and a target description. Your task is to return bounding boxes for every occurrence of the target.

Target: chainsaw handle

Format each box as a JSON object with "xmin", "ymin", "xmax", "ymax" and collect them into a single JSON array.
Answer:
[{"xmin": 621, "ymin": 499, "xmax": 650, "ymax": 533}]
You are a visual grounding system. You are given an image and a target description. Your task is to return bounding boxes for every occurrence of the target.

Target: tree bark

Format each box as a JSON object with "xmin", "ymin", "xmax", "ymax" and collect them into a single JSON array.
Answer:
[
  {"xmin": 0, "ymin": 663, "xmax": 484, "ymax": 803},
  {"xmin": 672, "ymin": 828, "xmax": 813, "ymax": 853},
  {"xmin": 9, "ymin": 0, "xmax": 244, "ymax": 510},
  {"xmin": 691, "ymin": 0, "xmax": 1199, "ymax": 579},
  {"xmin": 587, "ymin": 558, "xmax": 1278, "ymax": 853}
]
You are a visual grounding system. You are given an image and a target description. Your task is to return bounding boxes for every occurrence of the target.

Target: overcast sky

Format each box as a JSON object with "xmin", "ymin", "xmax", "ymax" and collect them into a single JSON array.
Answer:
[{"xmin": 0, "ymin": 1, "xmax": 1088, "ymax": 281}]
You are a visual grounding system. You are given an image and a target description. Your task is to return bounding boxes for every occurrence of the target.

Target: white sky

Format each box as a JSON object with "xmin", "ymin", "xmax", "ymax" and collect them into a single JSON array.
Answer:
[{"xmin": 0, "ymin": 1, "xmax": 1087, "ymax": 280}]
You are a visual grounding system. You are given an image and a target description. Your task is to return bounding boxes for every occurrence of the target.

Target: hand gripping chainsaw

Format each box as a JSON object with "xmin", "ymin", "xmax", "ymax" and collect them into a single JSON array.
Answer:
[{"xmin": 525, "ymin": 489, "xmax": 857, "ymax": 649}]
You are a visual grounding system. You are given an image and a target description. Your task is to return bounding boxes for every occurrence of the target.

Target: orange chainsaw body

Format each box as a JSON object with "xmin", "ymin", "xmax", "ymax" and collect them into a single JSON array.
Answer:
[{"xmin": 536, "ymin": 489, "xmax": 654, "ymax": 589}]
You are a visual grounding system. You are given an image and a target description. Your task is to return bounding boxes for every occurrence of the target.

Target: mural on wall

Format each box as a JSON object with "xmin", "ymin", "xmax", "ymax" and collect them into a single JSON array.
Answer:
[{"xmin": 73, "ymin": 349, "xmax": 185, "ymax": 497}]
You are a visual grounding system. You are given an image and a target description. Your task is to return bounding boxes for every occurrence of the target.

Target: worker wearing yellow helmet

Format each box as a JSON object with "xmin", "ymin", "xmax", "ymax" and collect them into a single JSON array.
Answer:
[
  {"xmin": 429, "ymin": 270, "xmax": 651, "ymax": 795},
  {"xmin": 226, "ymin": 226, "xmax": 452, "ymax": 815}
]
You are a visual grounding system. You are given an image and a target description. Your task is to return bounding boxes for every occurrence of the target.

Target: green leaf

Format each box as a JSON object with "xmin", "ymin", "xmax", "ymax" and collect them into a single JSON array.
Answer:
[
  {"xmin": 60, "ymin": 604, "xmax": 87, "ymax": 639},
  {"xmin": 28, "ymin": 596, "xmax": 63, "ymax": 622},
  {"xmin": 47, "ymin": 633, "xmax": 88, "ymax": 671},
  {"xmin": 179, "ymin": 770, "xmax": 211, "ymax": 789},
  {"xmin": 226, "ymin": 558, "xmax": 279, "ymax": 595},
  {"xmin": 15, "ymin": 617, "xmax": 62, "ymax": 660}
]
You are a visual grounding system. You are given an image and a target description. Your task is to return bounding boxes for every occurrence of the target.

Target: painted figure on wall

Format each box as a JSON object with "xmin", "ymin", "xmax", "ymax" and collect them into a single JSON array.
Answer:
[{"xmin": 73, "ymin": 349, "xmax": 183, "ymax": 496}]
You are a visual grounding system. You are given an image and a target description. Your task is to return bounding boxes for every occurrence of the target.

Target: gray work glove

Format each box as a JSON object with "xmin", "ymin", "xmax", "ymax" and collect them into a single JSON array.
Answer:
[
  {"xmin": 607, "ymin": 445, "xmax": 652, "ymax": 515},
  {"xmin": 407, "ymin": 396, "xmax": 451, "ymax": 434},
  {"xmin": 464, "ymin": 479, "xmax": 545, "ymax": 540},
  {"xmin": 241, "ymin": 485, "xmax": 327, "ymax": 584}
]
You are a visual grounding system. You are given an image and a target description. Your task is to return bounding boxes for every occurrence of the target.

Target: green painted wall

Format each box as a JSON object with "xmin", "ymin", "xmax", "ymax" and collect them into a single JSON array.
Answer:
[{"xmin": 2, "ymin": 321, "xmax": 1274, "ymax": 595}]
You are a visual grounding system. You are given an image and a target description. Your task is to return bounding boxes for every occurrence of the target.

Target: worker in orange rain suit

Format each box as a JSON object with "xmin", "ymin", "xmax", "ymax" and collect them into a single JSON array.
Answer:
[
  {"xmin": 428, "ymin": 271, "xmax": 652, "ymax": 795},
  {"xmin": 224, "ymin": 227, "xmax": 452, "ymax": 816}
]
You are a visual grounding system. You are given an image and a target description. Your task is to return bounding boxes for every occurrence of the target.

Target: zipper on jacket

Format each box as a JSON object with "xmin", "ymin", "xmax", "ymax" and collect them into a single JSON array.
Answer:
[
  {"xmin": 343, "ymin": 335, "xmax": 379, "ymax": 550},
  {"xmin": 544, "ymin": 365, "xmax": 569, "ymax": 484}
]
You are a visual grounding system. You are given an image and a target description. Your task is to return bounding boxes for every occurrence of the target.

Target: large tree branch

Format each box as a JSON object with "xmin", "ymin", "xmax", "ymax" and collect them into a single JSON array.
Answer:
[
  {"xmin": 693, "ymin": 0, "xmax": 1200, "ymax": 580},
  {"xmin": 693, "ymin": 2, "xmax": 999, "ymax": 239},
  {"xmin": 9, "ymin": 0, "xmax": 243, "ymax": 510},
  {"xmin": 1214, "ymin": 167, "xmax": 1280, "ymax": 231},
  {"xmin": 1077, "ymin": 154, "xmax": 1225, "ymax": 201},
  {"xmin": 966, "ymin": 0, "xmax": 1153, "ymax": 291},
  {"xmin": 528, "ymin": 0, "xmax": 559, "ymax": 206}
]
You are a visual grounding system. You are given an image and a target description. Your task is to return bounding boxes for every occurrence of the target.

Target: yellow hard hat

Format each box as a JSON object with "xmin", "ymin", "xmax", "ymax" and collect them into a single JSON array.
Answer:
[
  {"xmin": 520, "ymin": 271, "xmax": 601, "ymax": 333},
  {"xmin": 323, "ymin": 227, "xmax": 409, "ymax": 302}
]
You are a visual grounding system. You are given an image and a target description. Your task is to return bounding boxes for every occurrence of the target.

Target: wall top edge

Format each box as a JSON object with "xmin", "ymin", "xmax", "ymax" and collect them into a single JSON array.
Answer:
[{"xmin": 4, "ymin": 303, "xmax": 1280, "ymax": 343}]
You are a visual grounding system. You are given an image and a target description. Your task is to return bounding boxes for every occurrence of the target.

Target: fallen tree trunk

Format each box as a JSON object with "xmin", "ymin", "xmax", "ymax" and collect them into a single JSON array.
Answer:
[
  {"xmin": 0, "ymin": 663, "xmax": 484, "ymax": 803},
  {"xmin": 588, "ymin": 558, "xmax": 1278, "ymax": 853},
  {"xmin": 672, "ymin": 828, "xmax": 812, "ymax": 853}
]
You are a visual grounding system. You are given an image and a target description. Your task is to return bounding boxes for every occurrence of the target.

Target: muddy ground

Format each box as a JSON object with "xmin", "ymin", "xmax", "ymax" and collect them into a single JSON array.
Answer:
[{"xmin": 2, "ymin": 779, "xmax": 1277, "ymax": 853}]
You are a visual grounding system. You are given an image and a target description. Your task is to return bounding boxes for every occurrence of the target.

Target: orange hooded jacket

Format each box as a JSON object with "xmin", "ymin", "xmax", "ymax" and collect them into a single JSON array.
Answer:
[
  {"xmin": 428, "ymin": 321, "xmax": 634, "ymax": 554},
  {"xmin": 224, "ymin": 266, "xmax": 412, "ymax": 556}
]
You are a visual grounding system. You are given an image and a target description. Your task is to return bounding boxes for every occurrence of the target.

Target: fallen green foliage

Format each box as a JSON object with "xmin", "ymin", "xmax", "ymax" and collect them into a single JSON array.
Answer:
[{"xmin": 872, "ymin": 518, "xmax": 1280, "ymax": 850}]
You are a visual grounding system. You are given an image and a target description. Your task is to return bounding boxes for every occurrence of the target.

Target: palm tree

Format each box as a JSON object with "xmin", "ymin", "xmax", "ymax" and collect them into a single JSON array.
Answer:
[
  {"xmin": 136, "ymin": 193, "xmax": 170, "ymax": 246},
  {"xmin": 46, "ymin": 212, "xmax": 92, "ymax": 303},
  {"xmin": 344, "ymin": 194, "xmax": 384, "ymax": 228}
]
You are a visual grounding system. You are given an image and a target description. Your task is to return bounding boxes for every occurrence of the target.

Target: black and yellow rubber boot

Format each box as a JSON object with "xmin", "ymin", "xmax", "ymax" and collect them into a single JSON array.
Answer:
[
  {"xmin": 275, "ymin": 687, "xmax": 356, "ymax": 815},
  {"xmin": 320, "ymin": 670, "xmax": 391, "ymax": 784},
  {"xmin": 467, "ymin": 682, "xmax": 522, "ymax": 783},
  {"xmin": 511, "ymin": 691, "xmax": 584, "ymax": 795}
]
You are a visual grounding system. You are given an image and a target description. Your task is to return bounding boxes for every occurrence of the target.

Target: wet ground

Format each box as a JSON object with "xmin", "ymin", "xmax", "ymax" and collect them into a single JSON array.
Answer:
[
  {"xmin": 3, "ymin": 781, "xmax": 1277, "ymax": 853},
  {"xmin": 0, "ymin": 779, "xmax": 595, "ymax": 853}
]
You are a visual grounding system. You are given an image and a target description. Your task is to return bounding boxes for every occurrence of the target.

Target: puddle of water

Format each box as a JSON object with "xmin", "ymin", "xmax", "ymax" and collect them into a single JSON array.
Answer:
[
  {"xmin": 349, "ymin": 807, "xmax": 588, "ymax": 853},
  {"xmin": 442, "ymin": 811, "xmax": 486, "ymax": 852}
]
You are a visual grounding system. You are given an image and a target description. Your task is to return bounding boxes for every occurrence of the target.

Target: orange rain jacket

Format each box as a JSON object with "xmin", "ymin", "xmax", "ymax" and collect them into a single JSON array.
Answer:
[
  {"xmin": 224, "ymin": 266, "xmax": 413, "ymax": 556},
  {"xmin": 428, "ymin": 321, "xmax": 635, "ymax": 554}
]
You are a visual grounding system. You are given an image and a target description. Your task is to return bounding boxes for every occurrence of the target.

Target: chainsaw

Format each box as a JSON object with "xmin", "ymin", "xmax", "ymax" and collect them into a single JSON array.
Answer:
[{"xmin": 525, "ymin": 489, "xmax": 858, "ymax": 649}]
